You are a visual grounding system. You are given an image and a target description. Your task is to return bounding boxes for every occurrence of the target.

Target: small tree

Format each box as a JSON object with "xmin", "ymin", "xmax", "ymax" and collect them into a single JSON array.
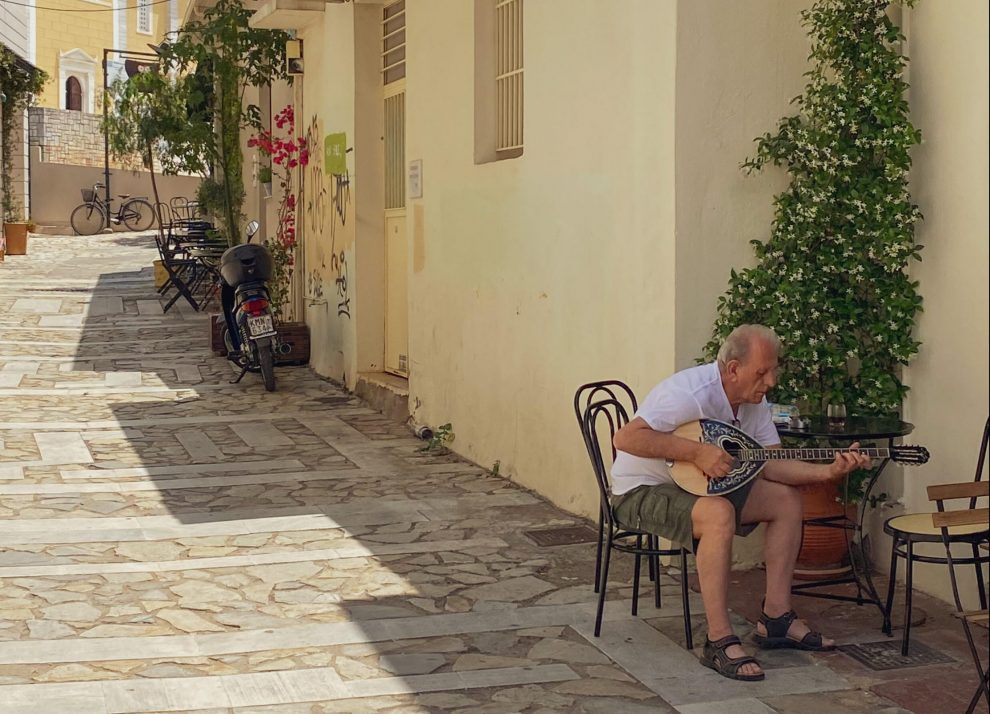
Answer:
[
  {"xmin": 103, "ymin": 70, "xmax": 191, "ymax": 211},
  {"xmin": 154, "ymin": 0, "xmax": 289, "ymax": 245},
  {"xmin": 704, "ymin": 0, "xmax": 923, "ymax": 416},
  {"xmin": 0, "ymin": 46, "xmax": 47, "ymax": 222}
]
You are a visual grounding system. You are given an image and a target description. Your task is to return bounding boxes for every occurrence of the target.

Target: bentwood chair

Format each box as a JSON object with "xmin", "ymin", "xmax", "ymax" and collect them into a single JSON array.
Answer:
[
  {"xmin": 574, "ymin": 380, "xmax": 640, "ymax": 593},
  {"xmin": 580, "ymin": 394, "xmax": 694, "ymax": 647},
  {"xmin": 930, "ymin": 481, "xmax": 990, "ymax": 714},
  {"xmin": 882, "ymin": 418, "xmax": 990, "ymax": 654}
]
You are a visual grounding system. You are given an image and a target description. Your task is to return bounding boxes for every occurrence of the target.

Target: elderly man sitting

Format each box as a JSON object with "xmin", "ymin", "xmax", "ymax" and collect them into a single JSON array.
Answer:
[{"xmin": 611, "ymin": 324, "xmax": 870, "ymax": 681}]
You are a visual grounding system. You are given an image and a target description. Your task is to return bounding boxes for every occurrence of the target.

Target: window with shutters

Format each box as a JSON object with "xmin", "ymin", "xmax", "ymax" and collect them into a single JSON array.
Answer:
[
  {"xmin": 65, "ymin": 77, "xmax": 83, "ymax": 111},
  {"xmin": 137, "ymin": 0, "xmax": 152, "ymax": 34},
  {"xmin": 474, "ymin": 0, "xmax": 523, "ymax": 163},
  {"xmin": 382, "ymin": 0, "xmax": 405, "ymax": 86},
  {"xmin": 494, "ymin": 0, "xmax": 523, "ymax": 156}
]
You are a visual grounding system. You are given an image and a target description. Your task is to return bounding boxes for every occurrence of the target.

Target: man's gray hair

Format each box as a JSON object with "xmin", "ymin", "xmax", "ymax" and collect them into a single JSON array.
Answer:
[{"xmin": 716, "ymin": 324, "xmax": 781, "ymax": 367}]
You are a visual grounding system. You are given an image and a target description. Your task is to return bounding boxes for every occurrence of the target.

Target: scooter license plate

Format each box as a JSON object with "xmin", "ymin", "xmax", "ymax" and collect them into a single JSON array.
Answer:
[{"xmin": 247, "ymin": 314, "xmax": 275, "ymax": 337}]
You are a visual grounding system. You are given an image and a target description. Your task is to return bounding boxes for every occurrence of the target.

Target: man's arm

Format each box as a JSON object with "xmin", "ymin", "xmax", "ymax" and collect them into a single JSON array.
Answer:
[
  {"xmin": 613, "ymin": 417, "xmax": 737, "ymax": 478},
  {"xmin": 760, "ymin": 443, "xmax": 871, "ymax": 485}
]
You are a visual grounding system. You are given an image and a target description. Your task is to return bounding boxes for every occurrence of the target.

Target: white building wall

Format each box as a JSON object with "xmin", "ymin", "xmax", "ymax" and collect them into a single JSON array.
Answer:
[
  {"xmin": 0, "ymin": 2, "xmax": 30, "ymax": 58},
  {"xmin": 1, "ymin": 1, "xmax": 34, "ymax": 222}
]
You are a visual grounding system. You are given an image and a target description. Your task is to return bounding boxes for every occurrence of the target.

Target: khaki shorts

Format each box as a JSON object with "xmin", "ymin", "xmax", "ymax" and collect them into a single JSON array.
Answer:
[{"xmin": 611, "ymin": 480, "xmax": 758, "ymax": 553}]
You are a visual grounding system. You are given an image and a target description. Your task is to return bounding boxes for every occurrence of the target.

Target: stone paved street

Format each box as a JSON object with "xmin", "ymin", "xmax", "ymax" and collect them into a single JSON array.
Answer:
[{"xmin": 0, "ymin": 234, "xmax": 983, "ymax": 713}]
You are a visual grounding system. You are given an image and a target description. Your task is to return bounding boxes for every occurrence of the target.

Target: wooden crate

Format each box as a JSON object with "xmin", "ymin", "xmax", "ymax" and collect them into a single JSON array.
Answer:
[
  {"xmin": 277, "ymin": 322, "xmax": 310, "ymax": 365},
  {"xmin": 208, "ymin": 315, "xmax": 309, "ymax": 365}
]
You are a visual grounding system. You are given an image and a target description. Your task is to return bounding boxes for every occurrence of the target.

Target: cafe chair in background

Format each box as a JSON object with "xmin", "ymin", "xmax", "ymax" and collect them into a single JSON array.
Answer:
[
  {"xmin": 577, "ymin": 388, "xmax": 694, "ymax": 648},
  {"xmin": 882, "ymin": 417, "xmax": 990, "ymax": 655},
  {"xmin": 929, "ymin": 481, "xmax": 990, "ymax": 714}
]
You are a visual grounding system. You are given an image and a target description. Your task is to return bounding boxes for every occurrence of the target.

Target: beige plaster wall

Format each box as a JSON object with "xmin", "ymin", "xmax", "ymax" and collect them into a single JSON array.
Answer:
[
  {"xmin": 673, "ymin": 0, "xmax": 812, "ymax": 564},
  {"xmin": 673, "ymin": 0, "xmax": 811, "ymax": 371},
  {"xmin": 405, "ymin": 0, "xmax": 678, "ymax": 518},
  {"xmin": 29, "ymin": 147, "xmax": 201, "ymax": 228},
  {"xmin": 867, "ymin": 2, "xmax": 990, "ymax": 606},
  {"xmin": 298, "ymin": 4, "xmax": 360, "ymax": 382}
]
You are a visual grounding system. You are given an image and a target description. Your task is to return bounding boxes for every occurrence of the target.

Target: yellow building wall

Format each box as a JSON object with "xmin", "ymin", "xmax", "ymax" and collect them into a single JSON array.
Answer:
[
  {"xmin": 35, "ymin": 0, "xmax": 186, "ymax": 111},
  {"xmin": 34, "ymin": 1, "xmax": 114, "ymax": 109},
  {"xmin": 867, "ymin": 1, "xmax": 990, "ymax": 606}
]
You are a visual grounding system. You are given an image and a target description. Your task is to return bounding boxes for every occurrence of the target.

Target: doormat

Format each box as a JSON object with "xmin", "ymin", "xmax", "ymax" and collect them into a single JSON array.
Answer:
[
  {"xmin": 838, "ymin": 639, "xmax": 955, "ymax": 670},
  {"xmin": 523, "ymin": 525, "xmax": 599, "ymax": 547}
]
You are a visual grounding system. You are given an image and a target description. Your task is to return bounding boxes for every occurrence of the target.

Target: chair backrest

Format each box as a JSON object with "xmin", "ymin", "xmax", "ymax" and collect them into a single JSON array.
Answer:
[
  {"xmin": 154, "ymin": 203, "xmax": 172, "ymax": 238},
  {"xmin": 928, "ymin": 480, "xmax": 989, "ymax": 612},
  {"xmin": 574, "ymin": 381, "xmax": 638, "ymax": 513},
  {"xmin": 581, "ymin": 397, "xmax": 632, "ymax": 531},
  {"xmin": 573, "ymin": 381, "xmax": 638, "ymax": 435}
]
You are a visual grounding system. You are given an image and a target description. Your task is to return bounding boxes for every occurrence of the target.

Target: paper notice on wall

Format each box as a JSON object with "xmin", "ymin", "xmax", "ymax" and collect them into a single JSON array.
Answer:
[{"xmin": 324, "ymin": 133, "xmax": 347, "ymax": 175}]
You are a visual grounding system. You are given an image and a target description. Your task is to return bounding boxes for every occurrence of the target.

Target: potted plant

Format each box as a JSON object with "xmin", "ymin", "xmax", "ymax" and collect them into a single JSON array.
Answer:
[
  {"xmin": 2, "ymin": 215, "xmax": 30, "ymax": 255},
  {"xmin": 702, "ymin": 0, "xmax": 923, "ymax": 574}
]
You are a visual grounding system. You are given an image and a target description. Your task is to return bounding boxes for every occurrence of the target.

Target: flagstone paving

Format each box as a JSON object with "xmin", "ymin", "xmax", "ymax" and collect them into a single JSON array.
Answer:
[{"xmin": 0, "ymin": 234, "xmax": 983, "ymax": 713}]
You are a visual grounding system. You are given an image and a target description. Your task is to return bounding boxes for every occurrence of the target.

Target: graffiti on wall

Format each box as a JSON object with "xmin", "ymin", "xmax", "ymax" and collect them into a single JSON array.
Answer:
[
  {"xmin": 304, "ymin": 114, "xmax": 353, "ymax": 319},
  {"xmin": 305, "ymin": 115, "xmax": 330, "ymax": 239}
]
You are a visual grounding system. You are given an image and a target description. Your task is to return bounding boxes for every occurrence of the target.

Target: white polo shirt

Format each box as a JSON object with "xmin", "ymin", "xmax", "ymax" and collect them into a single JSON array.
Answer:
[{"xmin": 611, "ymin": 362, "xmax": 781, "ymax": 495}]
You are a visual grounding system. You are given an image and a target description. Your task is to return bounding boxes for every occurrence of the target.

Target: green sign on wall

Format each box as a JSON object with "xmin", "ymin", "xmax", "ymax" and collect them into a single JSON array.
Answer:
[{"xmin": 324, "ymin": 132, "xmax": 347, "ymax": 175}]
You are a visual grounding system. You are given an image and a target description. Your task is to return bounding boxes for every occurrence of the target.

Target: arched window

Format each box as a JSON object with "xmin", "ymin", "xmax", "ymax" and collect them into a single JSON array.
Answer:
[{"xmin": 65, "ymin": 77, "xmax": 82, "ymax": 111}]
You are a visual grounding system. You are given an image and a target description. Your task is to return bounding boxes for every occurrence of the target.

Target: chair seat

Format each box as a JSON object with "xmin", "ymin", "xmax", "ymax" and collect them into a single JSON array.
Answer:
[
  {"xmin": 952, "ymin": 609, "xmax": 989, "ymax": 626},
  {"xmin": 885, "ymin": 512, "xmax": 989, "ymax": 539}
]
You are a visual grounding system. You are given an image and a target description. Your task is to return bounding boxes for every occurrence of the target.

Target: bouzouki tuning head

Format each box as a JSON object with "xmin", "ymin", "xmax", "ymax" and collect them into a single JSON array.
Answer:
[{"xmin": 891, "ymin": 445, "xmax": 930, "ymax": 465}]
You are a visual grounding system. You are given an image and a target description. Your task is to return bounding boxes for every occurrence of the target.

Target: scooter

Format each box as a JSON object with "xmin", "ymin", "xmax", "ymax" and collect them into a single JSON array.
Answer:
[{"xmin": 219, "ymin": 221, "xmax": 287, "ymax": 392}]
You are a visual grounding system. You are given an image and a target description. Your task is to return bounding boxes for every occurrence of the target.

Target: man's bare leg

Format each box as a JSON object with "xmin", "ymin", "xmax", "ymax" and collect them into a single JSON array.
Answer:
[
  {"xmin": 692, "ymin": 496, "xmax": 763, "ymax": 677},
  {"xmin": 741, "ymin": 478, "xmax": 835, "ymax": 646}
]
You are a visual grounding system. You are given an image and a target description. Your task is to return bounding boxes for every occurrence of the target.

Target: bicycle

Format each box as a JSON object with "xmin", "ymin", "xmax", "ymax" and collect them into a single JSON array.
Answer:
[{"xmin": 70, "ymin": 182, "xmax": 156, "ymax": 235}]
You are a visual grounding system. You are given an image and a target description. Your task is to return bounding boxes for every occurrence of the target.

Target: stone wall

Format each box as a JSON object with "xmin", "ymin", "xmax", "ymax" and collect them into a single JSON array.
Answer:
[{"xmin": 28, "ymin": 106, "xmax": 131, "ymax": 169}]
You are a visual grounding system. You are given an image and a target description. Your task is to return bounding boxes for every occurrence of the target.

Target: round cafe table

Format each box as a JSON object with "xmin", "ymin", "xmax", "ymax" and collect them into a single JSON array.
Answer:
[{"xmin": 776, "ymin": 416, "xmax": 914, "ymax": 622}]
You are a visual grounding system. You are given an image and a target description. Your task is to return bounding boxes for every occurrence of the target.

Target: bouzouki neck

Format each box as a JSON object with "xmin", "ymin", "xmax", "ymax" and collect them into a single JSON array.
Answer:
[{"xmin": 735, "ymin": 447, "xmax": 891, "ymax": 461}]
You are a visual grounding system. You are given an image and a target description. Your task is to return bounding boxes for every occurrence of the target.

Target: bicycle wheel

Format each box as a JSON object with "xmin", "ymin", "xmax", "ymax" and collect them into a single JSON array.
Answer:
[
  {"xmin": 121, "ymin": 198, "xmax": 156, "ymax": 232},
  {"xmin": 70, "ymin": 202, "xmax": 107, "ymax": 235}
]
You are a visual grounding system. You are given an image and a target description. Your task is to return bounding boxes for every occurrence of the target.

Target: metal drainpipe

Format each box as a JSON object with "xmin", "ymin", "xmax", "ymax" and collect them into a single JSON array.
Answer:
[{"xmin": 102, "ymin": 48, "xmax": 111, "ymax": 206}]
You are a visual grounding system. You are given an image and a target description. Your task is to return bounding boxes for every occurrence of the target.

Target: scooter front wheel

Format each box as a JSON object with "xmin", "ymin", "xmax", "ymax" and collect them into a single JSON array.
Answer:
[{"xmin": 256, "ymin": 336, "xmax": 277, "ymax": 392}]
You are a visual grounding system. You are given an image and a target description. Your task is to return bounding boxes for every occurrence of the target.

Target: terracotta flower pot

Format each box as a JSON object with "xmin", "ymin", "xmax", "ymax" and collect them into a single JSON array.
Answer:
[
  {"xmin": 2, "ymin": 222, "xmax": 29, "ymax": 256},
  {"xmin": 794, "ymin": 479, "xmax": 853, "ymax": 580}
]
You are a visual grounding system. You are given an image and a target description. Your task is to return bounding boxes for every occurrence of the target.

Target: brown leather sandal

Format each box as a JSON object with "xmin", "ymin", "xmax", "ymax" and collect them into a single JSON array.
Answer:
[
  {"xmin": 700, "ymin": 634, "xmax": 765, "ymax": 681},
  {"xmin": 752, "ymin": 608, "xmax": 835, "ymax": 651}
]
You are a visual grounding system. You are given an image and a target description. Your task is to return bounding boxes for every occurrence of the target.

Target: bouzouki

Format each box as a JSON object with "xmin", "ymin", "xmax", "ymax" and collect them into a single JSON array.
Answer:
[{"xmin": 667, "ymin": 419, "xmax": 930, "ymax": 497}]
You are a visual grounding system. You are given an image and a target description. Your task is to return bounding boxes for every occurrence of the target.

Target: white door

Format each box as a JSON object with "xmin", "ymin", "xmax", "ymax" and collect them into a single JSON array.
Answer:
[{"xmin": 383, "ymin": 1, "xmax": 408, "ymax": 376}]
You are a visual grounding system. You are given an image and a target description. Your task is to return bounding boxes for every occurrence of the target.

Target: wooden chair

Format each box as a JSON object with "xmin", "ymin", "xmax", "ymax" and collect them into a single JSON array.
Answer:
[
  {"xmin": 882, "ymin": 418, "xmax": 990, "ymax": 654},
  {"xmin": 930, "ymin": 481, "xmax": 990, "ymax": 714},
  {"xmin": 580, "ymin": 394, "xmax": 694, "ymax": 647},
  {"xmin": 152, "ymin": 228, "xmax": 202, "ymax": 312}
]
